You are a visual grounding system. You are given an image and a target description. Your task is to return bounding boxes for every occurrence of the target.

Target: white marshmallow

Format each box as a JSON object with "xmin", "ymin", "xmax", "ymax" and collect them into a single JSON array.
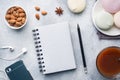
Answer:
[
  {"xmin": 95, "ymin": 11, "xmax": 114, "ymax": 30},
  {"xmin": 114, "ymin": 11, "xmax": 120, "ymax": 28},
  {"xmin": 67, "ymin": 0, "xmax": 86, "ymax": 13}
]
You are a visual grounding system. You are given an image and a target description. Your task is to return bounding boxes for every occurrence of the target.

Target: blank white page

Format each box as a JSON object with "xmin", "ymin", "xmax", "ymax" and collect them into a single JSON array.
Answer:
[{"xmin": 38, "ymin": 22, "xmax": 76, "ymax": 74}]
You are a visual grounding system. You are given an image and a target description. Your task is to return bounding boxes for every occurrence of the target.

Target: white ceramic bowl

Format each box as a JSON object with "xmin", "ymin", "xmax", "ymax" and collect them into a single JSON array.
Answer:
[
  {"xmin": 92, "ymin": 0, "xmax": 120, "ymax": 36},
  {"xmin": 5, "ymin": 6, "xmax": 27, "ymax": 30}
]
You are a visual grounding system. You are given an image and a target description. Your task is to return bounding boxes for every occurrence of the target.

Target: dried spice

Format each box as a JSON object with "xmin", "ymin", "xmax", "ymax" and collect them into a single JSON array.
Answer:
[{"xmin": 55, "ymin": 7, "xmax": 64, "ymax": 16}]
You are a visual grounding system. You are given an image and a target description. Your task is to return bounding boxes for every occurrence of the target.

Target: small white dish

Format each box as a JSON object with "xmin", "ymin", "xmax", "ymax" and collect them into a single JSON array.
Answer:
[
  {"xmin": 92, "ymin": 0, "xmax": 120, "ymax": 36},
  {"xmin": 5, "ymin": 6, "xmax": 27, "ymax": 30}
]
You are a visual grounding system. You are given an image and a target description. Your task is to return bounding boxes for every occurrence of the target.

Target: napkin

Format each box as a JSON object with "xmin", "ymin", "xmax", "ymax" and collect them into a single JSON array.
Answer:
[{"xmin": 97, "ymin": 31, "xmax": 120, "ymax": 39}]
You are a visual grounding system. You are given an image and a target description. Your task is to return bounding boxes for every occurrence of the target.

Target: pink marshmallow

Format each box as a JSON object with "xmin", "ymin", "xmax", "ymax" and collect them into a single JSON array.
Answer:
[{"xmin": 100, "ymin": 0, "xmax": 120, "ymax": 13}]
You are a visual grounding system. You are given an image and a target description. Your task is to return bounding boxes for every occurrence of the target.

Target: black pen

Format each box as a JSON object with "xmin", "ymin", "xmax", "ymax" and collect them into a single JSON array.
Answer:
[{"xmin": 77, "ymin": 24, "xmax": 87, "ymax": 74}]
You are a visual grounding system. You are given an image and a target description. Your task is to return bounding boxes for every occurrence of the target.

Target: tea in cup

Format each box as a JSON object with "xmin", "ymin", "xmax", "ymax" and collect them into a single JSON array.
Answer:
[{"xmin": 96, "ymin": 46, "xmax": 120, "ymax": 79}]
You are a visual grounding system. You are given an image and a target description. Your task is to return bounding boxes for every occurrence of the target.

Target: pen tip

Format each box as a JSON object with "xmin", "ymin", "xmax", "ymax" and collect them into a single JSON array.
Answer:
[{"xmin": 84, "ymin": 68, "xmax": 88, "ymax": 74}]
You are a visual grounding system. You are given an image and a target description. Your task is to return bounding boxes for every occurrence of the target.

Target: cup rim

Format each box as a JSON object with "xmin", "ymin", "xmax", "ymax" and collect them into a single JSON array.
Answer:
[{"xmin": 96, "ymin": 46, "xmax": 120, "ymax": 79}]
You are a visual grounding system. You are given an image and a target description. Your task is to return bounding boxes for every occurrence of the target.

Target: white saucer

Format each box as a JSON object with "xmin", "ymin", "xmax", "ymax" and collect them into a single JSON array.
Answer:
[{"xmin": 92, "ymin": 0, "xmax": 120, "ymax": 36}]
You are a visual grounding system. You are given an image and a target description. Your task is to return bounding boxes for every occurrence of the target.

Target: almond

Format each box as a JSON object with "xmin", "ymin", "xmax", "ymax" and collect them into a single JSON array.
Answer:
[
  {"xmin": 22, "ymin": 18, "xmax": 26, "ymax": 24},
  {"xmin": 10, "ymin": 23, "xmax": 14, "ymax": 26},
  {"xmin": 10, "ymin": 15, "xmax": 16, "ymax": 20},
  {"xmin": 9, "ymin": 19, "xmax": 16, "ymax": 24},
  {"xmin": 13, "ymin": 7, "xmax": 17, "ymax": 11},
  {"xmin": 35, "ymin": 6, "xmax": 40, "ymax": 11},
  {"xmin": 16, "ymin": 22, "xmax": 22, "ymax": 27},
  {"xmin": 14, "ymin": 24, "xmax": 18, "ymax": 27},
  {"xmin": 13, "ymin": 11, "xmax": 19, "ymax": 17},
  {"xmin": 17, "ymin": 17, "xmax": 22, "ymax": 22},
  {"xmin": 19, "ymin": 13, "xmax": 25, "ymax": 17},
  {"xmin": 13, "ymin": 11, "xmax": 16, "ymax": 15},
  {"xmin": 35, "ymin": 14, "xmax": 40, "ymax": 20},
  {"xmin": 18, "ymin": 8, "xmax": 24, "ymax": 13},
  {"xmin": 7, "ymin": 10, "xmax": 12, "ymax": 14},
  {"xmin": 41, "ymin": 10, "xmax": 47, "ymax": 15},
  {"xmin": 10, "ymin": 8, "xmax": 14, "ymax": 13},
  {"xmin": 15, "ymin": 13, "xmax": 19, "ymax": 17},
  {"xmin": 5, "ymin": 14, "xmax": 11, "ymax": 19}
]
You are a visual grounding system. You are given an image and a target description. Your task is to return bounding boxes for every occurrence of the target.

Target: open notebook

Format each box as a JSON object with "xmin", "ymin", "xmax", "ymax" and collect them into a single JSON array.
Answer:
[{"xmin": 32, "ymin": 22, "xmax": 76, "ymax": 74}]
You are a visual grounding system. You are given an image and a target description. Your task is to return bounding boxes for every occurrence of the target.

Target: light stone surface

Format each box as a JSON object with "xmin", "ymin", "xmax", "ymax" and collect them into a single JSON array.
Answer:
[{"xmin": 0, "ymin": 0, "xmax": 120, "ymax": 80}]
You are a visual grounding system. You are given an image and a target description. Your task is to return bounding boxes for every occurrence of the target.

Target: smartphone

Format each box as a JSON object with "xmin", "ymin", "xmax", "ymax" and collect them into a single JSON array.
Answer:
[{"xmin": 5, "ymin": 60, "xmax": 33, "ymax": 80}]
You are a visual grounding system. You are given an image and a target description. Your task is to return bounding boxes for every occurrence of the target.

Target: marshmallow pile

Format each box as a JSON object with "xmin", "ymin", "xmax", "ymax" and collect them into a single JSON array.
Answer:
[{"xmin": 95, "ymin": 0, "xmax": 120, "ymax": 30}]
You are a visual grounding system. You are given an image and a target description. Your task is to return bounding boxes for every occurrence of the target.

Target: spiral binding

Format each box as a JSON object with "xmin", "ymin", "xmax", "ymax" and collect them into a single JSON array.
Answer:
[{"xmin": 32, "ymin": 29, "xmax": 46, "ymax": 73}]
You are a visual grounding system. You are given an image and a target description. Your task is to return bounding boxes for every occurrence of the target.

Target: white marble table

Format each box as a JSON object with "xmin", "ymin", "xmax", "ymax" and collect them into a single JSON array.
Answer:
[{"xmin": 0, "ymin": 0, "xmax": 120, "ymax": 80}]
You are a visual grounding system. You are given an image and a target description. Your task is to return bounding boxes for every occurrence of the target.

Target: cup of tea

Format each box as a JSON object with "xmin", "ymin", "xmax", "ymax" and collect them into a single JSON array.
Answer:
[{"xmin": 96, "ymin": 46, "xmax": 120, "ymax": 79}]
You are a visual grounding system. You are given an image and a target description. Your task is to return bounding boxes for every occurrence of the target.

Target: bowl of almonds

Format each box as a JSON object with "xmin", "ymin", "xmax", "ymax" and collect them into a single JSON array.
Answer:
[{"xmin": 5, "ymin": 6, "xmax": 27, "ymax": 29}]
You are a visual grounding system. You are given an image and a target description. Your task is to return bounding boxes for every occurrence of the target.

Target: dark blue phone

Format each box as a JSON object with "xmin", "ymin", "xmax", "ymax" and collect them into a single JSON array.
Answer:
[{"xmin": 5, "ymin": 60, "xmax": 33, "ymax": 80}]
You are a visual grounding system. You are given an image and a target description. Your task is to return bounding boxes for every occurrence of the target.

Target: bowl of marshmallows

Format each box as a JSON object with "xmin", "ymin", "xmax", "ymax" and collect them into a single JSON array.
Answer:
[
  {"xmin": 5, "ymin": 6, "xmax": 27, "ymax": 29},
  {"xmin": 92, "ymin": 0, "xmax": 120, "ymax": 36}
]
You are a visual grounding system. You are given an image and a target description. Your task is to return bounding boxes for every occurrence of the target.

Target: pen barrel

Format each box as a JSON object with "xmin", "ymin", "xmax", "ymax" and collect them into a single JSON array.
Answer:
[{"xmin": 77, "ymin": 26, "xmax": 87, "ymax": 68}]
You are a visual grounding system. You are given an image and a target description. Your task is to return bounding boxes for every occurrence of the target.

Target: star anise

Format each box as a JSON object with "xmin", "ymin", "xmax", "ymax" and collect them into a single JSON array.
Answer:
[{"xmin": 55, "ymin": 7, "xmax": 64, "ymax": 16}]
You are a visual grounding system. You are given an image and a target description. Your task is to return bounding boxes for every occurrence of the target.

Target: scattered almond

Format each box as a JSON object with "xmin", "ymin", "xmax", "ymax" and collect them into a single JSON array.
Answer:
[
  {"xmin": 35, "ymin": 14, "xmax": 40, "ymax": 20},
  {"xmin": 41, "ymin": 10, "xmax": 47, "ymax": 15},
  {"xmin": 35, "ymin": 6, "xmax": 40, "ymax": 11}
]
